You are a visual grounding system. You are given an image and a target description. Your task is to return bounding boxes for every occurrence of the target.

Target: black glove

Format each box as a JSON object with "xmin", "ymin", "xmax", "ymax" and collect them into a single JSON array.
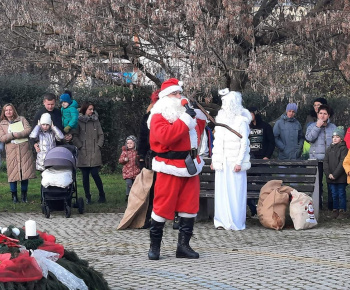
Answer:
[
  {"xmin": 139, "ymin": 160, "xmax": 146, "ymax": 170},
  {"xmin": 186, "ymin": 107, "xmax": 196, "ymax": 118},
  {"xmin": 191, "ymin": 101, "xmax": 199, "ymax": 109}
]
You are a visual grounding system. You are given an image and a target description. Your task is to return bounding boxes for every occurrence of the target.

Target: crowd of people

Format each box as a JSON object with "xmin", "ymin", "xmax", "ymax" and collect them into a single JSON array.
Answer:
[
  {"xmin": 134, "ymin": 79, "xmax": 350, "ymax": 260},
  {"xmin": 0, "ymin": 92, "xmax": 106, "ymax": 205},
  {"xmin": 1, "ymin": 80, "xmax": 350, "ymax": 262}
]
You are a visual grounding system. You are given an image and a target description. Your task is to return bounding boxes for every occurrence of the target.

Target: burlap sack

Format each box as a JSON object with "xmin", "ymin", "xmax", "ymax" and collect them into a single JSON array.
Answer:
[
  {"xmin": 117, "ymin": 168, "xmax": 154, "ymax": 230},
  {"xmin": 257, "ymin": 180, "xmax": 293, "ymax": 230},
  {"xmin": 289, "ymin": 189, "xmax": 317, "ymax": 230}
]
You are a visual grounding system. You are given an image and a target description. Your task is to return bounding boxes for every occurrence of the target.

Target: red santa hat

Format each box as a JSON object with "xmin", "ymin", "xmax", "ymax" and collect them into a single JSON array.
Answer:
[{"xmin": 158, "ymin": 78, "xmax": 183, "ymax": 98}]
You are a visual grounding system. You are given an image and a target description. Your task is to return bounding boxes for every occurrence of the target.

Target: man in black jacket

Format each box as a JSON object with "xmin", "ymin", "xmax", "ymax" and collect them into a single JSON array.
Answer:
[
  {"xmin": 247, "ymin": 107, "xmax": 275, "ymax": 217},
  {"xmin": 32, "ymin": 93, "xmax": 63, "ymax": 131},
  {"xmin": 32, "ymin": 93, "xmax": 71, "ymax": 144}
]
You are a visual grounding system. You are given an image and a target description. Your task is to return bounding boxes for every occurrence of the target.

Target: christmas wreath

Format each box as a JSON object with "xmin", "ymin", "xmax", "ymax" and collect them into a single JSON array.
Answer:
[{"xmin": 0, "ymin": 225, "xmax": 109, "ymax": 290}]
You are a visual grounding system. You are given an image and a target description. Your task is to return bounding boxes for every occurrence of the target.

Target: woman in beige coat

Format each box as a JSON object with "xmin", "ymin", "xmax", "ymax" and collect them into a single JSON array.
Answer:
[
  {"xmin": 0, "ymin": 103, "xmax": 36, "ymax": 203},
  {"xmin": 72, "ymin": 102, "xmax": 105, "ymax": 204}
]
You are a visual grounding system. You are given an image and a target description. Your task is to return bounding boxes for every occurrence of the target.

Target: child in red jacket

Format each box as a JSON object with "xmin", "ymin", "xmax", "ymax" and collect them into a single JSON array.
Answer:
[{"xmin": 119, "ymin": 135, "xmax": 141, "ymax": 201}]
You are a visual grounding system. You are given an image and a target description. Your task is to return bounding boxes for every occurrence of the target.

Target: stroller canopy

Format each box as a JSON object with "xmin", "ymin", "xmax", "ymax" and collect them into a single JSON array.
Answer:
[{"xmin": 44, "ymin": 146, "xmax": 76, "ymax": 169}]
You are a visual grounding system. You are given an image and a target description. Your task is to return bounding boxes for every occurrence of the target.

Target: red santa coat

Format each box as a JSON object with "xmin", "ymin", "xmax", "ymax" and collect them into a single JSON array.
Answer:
[
  {"xmin": 149, "ymin": 110, "xmax": 207, "ymax": 177},
  {"xmin": 149, "ymin": 109, "xmax": 207, "ymax": 219}
]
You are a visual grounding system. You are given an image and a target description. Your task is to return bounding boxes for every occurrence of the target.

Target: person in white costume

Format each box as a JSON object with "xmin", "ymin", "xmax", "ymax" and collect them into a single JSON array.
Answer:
[{"xmin": 211, "ymin": 88, "xmax": 252, "ymax": 230}]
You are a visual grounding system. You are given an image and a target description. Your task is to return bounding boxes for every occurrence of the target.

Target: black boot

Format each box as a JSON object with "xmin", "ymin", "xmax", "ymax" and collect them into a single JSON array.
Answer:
[
  {"xmin": 173, "ymin": 212, "xmax": 180, "ymax": 230},
  {"xmin": 148, "ymin": 219, "xmax": 165, "ymax": 260},
  {"xmin": 98, "ymin": 192, "xmax": 106, "ymax": 203},
  {"xmin": 21, "ymin": 191, "xmax": 28, "ymax": 203},
  {"xmin": 176, "ymin": 217, "xmax": 199, "ymax": 259},
  {"xmin": 11, "ymin": 192, "xmax": 19, "ymax": 203},
  {"xmin": 86, "ymin": 193, "xmax": 92, "ymax": 205}
]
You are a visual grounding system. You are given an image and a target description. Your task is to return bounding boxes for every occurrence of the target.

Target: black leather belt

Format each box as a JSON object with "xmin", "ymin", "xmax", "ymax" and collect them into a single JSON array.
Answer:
[{"xmin": 156, "ymin": 149, "xmax": 198, "ymax": 160}]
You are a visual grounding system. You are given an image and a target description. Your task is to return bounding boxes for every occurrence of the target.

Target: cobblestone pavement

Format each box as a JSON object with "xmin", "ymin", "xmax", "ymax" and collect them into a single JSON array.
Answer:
[{"xmin": 1, "ymin": 211, "xmax": 350, "ymax": 289}]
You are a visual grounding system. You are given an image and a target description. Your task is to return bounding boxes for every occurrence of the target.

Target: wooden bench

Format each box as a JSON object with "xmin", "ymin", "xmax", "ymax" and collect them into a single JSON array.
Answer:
[{"xmin": 198, "ymin": 158, "xmax": 319, "ymax": 221}]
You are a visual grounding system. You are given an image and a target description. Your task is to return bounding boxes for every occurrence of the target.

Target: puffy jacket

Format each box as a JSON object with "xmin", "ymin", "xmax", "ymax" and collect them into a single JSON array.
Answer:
[
  {"xmin": 0, "ymin": 116, "xmax": 36, "ymax": 182},
  {"xmin": 343, "ymin": 150, "xmax": 350, "ymax": 184},
  {"xmin": 72, "ymin": 112, "xmax": 104, "ymax": 167},
  {"xmin": 212, "ymin": 112, "xmax": 251, "ymax": 172},
  {"xmin": 61, "ymin": 100, "xmax": 79, "ymax": 129},
  {"xmin": 273, "ymin": 114, "xmax": 303, "ymax": 160},
  {"xmin": 305, "ymin": 121, "xmax": 336, "ymax": 160},
  {"xmin": 29, "ymin": 125, "xmax": 64, "ymax": 171},
  {"xmin": 323, "ymin": 141, "xmax": 348, "ymax": 184},
  {"xmin": 119, "ymin": 147, "xmax": 140, "ymax": 179}
]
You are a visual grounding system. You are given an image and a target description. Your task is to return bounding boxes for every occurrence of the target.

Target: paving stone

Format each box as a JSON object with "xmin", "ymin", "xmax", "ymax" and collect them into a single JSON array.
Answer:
[{"xmin": 2, "ymin": 212, "xmax": 350, "ymax": 289}]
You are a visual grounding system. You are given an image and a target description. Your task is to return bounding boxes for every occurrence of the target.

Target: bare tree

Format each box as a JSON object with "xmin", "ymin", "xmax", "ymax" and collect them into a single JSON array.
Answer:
[{"xmin": 0, "ymin": 0, "xmax": 349, "ymax": 99}]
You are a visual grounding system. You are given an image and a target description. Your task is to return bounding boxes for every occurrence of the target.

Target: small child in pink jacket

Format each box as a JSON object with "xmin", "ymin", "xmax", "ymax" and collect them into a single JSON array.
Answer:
[{"xmin": 119, "ymin": 135, "xmax": 140, "ymax": 201}]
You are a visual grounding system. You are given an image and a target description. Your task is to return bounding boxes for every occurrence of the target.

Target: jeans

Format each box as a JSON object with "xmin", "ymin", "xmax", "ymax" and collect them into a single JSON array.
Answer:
[
  {"xmin": 318, "ymin": 161, "xmax": 333, "ymax": 210},
  {"xmin": 329, "ymin": 183, "xmax": 347, "ymax": 211},
  {"xmin": 247, "ymin": 198, "xmax": 257, "ymax": 216},
  {"xmin": 125, "ymin": 178, "xmax": 134, "ymax": 196},
  {"xmin": 80, "ymin": 167, "xmax": 104, "ymax": 198},
  {"xmin": 9, "ymin": 180, "xmax": 29, "ymax": 192}
]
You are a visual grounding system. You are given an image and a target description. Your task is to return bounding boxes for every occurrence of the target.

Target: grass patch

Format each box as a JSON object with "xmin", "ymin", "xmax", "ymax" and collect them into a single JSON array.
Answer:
[{"xmin": 0, "ymin": 170, "xmax": 127, "ymax": 214}]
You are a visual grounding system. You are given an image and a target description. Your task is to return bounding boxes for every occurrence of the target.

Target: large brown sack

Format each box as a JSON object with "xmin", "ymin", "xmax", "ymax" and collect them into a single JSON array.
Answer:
[
  {"xmin": 257, "ymin": 180, "xmax": 293, "ymax": 230},
  {"xmin": 117, "ymin": 168, "xmax": 154, "ymax": 230}
]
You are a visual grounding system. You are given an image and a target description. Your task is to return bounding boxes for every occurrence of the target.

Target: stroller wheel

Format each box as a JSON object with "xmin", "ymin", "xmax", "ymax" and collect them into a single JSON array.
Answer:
[
  {"xmin": 77, "ymin": 197, "xmax": 84, "ymax": 214},
  {"xmin": 45, "ymin": 205, "xmax": 50, "ymax": 218},
  {"xmin": 65, "ymin": 205, "xmax": 71, "ymax": 218}
]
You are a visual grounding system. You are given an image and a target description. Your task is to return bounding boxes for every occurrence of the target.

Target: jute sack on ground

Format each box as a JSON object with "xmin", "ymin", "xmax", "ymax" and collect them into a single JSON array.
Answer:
[
  {"xmin": 289, "ymin": 189, "xmax": 317, "ymax": 230},
  {"xmin": 257, "ymin": 180, "xmax": 293, "ymax": 230},
  {"xmin": 117, "ymin": 168, "xmax": 154, "ymax": 230}
]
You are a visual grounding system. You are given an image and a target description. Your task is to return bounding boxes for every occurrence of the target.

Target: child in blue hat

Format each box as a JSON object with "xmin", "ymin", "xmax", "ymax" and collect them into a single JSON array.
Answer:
[{"xmin": 59, "ymin": 93, "xmax": 79, "ymax": 133}]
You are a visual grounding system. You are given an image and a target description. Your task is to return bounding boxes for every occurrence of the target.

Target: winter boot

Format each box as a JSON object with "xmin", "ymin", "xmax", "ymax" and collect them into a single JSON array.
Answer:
[
  {"xmin": 148, "ymin": 219, "xmax": 165, "ymax": 260},
  {"xmin": 98, "ymin": 192, "xmax": 106, "ymax": 203},
  {"xmin": 176, "ymin": 217, "xmax": 199, "ymax": 259},
  {"xmin": 21, "ymin": 191, "xmax": 28, "ymax": 203},
  {"xmin": 173, "ymin": 212, "xmax": 180, "ymax": 229},
  {"xmin": 337, "ymin": 209, "xmax": 347, "ymax": 220},
  {"xmin": 332, "ymin": 209, "xmax": 339, "ymax": 219},
  {"xmin": 11, "ymin": 192, "xmax": 19, "ymax": 203}
]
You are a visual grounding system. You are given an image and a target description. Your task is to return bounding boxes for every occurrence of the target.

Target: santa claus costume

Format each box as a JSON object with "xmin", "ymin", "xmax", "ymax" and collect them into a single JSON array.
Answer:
[
  {"xmin": 211, "ymin": 89, "xmax": 252, "ymax": 230},
  {"xmin": 147, "ymin": 78, "xmax": 207, "ymax": 260}
]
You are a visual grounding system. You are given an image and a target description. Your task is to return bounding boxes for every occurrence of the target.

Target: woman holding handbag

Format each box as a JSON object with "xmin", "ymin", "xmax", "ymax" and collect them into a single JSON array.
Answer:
[{"xmin": 0, "ymin": 103, "xmax": 36, "ymax": 203}]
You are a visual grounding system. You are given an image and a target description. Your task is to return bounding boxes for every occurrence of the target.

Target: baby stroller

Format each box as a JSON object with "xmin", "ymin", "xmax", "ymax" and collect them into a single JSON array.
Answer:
[{"xmin": 41, "ymin": 145, "xmax": 84, "ymax": 218}]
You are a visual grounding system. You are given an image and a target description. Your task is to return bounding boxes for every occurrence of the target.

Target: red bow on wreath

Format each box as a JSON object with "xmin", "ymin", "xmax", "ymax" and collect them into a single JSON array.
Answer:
[{"xmin": 0, "ymin": 234, "xmax": 20, "ymax": 248}]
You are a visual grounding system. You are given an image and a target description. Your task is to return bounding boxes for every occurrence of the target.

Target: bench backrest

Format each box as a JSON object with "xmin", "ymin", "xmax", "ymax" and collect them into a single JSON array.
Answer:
[{"xmin": 200, "ymin": 158, "xmax": 319, "ymax": 198}]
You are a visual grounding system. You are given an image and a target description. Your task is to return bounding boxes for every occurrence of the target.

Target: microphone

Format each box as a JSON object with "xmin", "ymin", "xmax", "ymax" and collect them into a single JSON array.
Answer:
[
  {"xmin": 181, "ymin": 98, "xmax": 196, "ymax": 118},
  {"xmin": 181, "ymin": 99, "xmax": 191, "ymax": 110}
]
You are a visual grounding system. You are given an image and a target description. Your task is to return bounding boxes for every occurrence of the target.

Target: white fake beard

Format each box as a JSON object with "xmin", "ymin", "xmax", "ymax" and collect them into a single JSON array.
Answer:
[
  {"xmin": 150, "ymin": 96, "xmax": 185, "ymax": 123},
  {"xmin": 217, "ymin": 96, "xmax": 243, "ymax": 125}
]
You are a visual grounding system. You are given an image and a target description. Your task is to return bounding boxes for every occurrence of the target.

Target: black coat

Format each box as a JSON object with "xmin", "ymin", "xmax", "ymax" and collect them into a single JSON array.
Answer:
[
  {"xmin": 323, "ymin": 141, "xmax": 348, "ymax": 184},
  {"xmin": 137, "ymin": 112, "xmax": 150, "ymax": 161},
  {"xmin": 32, "ymin": 107, "xmax": 64, "ymax": 132},
  {"xmin": 249, "ymin": 115, "xmax": 275, "ymax": 159}
]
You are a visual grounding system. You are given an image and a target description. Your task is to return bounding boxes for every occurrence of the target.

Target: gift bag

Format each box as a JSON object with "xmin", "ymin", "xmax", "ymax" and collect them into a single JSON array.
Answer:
[
  {"xmin": 289, "ymin": 189, "xmax": 317, "ymax": 230},
  {"xmin": 257, "ymin": 180, "xmax": 293, "ymax": 230}
]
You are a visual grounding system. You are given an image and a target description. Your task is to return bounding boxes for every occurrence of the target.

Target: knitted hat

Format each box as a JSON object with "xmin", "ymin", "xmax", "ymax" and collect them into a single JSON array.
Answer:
[
  {"xmin": 126, "ymin": 135, "xmax": 137, "ymax": 149},
  {"xmin": 286, "ymin": 103, "xmax": 298, "ymax": 113},
  {"xmin": 248, "ymin": 106, "xmax": 259, "ymax": 114},
  {"xmin": 313, "ymin": 97, "xmax": 327, "ymax": 105},
  {"xmin": 158, "ymin": 78, "xmax": 183, "ymax": 98},
  {"xmin": 333, "ymin": 126, "xmax": 345, "ymax": 139},
  {"xmin": 59, "ymin": 93, "xmax": 72, "ymax": 104},
  {"xmin": 40, "ymin": 113, "xmax": 51, "ymax": 125}
]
